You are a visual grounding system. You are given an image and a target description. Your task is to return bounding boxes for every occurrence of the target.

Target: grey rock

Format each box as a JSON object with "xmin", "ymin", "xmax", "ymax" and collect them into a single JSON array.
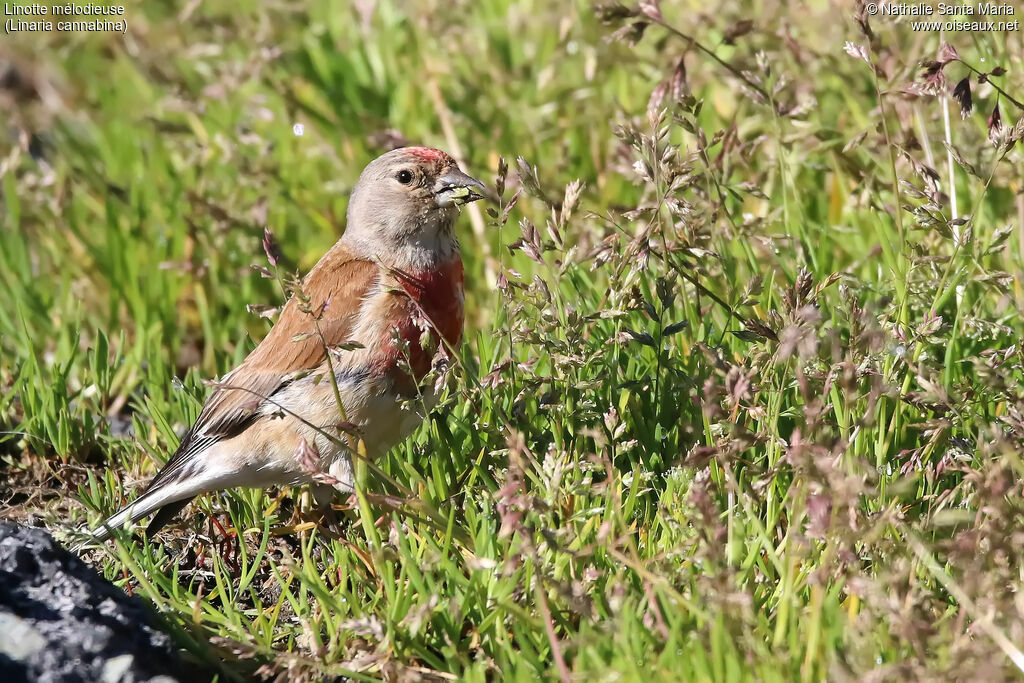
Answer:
[{"xmin": 0, "ymin": 522, "xmax": 215, "ymax": 683}]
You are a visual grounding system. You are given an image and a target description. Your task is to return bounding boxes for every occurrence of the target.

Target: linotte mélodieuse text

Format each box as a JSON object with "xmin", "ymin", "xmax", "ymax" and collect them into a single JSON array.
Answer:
[
  {"xmin": 4, "ymin": 2, "xmax": 126, "ymax": 33},
  {"xmin": 878, "ymin": 2, "xmax": 1015, "ymax": 15}
]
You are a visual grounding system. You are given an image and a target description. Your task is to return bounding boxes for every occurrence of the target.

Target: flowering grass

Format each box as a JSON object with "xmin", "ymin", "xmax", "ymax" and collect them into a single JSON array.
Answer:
[{"xmin": 3, "ymin": 0, "xmax": 1024, "ymax": 680}]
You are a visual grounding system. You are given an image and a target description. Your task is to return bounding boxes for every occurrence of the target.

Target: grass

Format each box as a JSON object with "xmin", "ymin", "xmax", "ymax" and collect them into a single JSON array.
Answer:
[{"xmin": 3, "ymin": 0, "xmax": 1024, "ymax": 680}]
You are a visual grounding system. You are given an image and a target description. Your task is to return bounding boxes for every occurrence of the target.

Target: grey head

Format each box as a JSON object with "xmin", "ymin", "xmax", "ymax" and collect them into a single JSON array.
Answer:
[{"xmin": 342, "ymin": 146, "xmax": 485, "ymax": 263}]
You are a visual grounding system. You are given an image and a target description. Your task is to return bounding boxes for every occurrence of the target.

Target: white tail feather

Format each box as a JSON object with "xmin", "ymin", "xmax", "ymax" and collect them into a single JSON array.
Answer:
[
  {"xmin": 91, "ymin": 479, "xmax": 196, "ymax": 541},
  {"xmin": 91, "ymin": 462, "xmax": 241, "ymax": 541}
]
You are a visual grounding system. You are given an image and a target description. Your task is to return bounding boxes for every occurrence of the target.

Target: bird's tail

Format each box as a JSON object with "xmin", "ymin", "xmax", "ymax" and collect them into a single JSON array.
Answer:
[{"xmin": 91, "ymin": 473, "xmax": 207, "ymax": 542}]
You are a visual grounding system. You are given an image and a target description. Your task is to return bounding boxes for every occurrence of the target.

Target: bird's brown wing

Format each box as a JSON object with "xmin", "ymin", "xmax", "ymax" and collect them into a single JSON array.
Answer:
[{"xmin": 148, "ymin": 248, "xmax": 380, "ymax": 490}]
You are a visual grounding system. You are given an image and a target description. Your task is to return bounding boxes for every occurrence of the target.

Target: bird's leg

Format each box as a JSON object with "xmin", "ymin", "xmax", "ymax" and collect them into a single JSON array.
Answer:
[
  {"xmin": 209, "ymin": 514, "xmax": 241, "ymax": 577},
  {"xmin": 312, "ymin": 458, "xmax": 359, "ymax": 537},
  {"xmin": 308, "ymin": 483, "xmax": 340, "ymax": 528}
]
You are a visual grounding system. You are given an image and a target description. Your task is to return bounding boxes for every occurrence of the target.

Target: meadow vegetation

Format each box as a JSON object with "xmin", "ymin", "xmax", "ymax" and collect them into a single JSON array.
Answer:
[{"xmin": 3, "ymin": 0, "xmax": 1024, "ymax": 679}]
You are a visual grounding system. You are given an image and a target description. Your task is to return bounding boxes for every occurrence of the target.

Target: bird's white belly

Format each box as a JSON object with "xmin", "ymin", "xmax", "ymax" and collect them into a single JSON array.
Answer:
[{"xmin": 255, "ymin": 368, "xmax": 428, "ymax": 490}]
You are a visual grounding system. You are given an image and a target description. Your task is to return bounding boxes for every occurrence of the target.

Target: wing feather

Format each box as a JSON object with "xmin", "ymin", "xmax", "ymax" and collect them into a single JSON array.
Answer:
[{"xmin": 147, "ymin": 247, "xmax": 380, "ymax": 490}]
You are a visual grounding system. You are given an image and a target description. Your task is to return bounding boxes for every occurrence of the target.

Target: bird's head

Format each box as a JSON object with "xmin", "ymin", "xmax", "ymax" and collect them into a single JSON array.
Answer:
[{"xmin": 344, "ymin": 147, "xmax": 485, "ymax": 263}]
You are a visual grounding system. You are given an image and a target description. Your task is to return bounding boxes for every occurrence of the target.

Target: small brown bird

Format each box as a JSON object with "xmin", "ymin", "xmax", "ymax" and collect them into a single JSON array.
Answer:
[{"xmin": 93, "ymin": 147, "xmax": 485, "ymax": 540}]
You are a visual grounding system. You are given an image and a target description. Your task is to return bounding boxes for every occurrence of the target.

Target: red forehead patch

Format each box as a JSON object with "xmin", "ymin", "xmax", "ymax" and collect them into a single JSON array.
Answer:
[{"xmin": 404, "ymin": 147, "xmax": 453, "ymax": 164}]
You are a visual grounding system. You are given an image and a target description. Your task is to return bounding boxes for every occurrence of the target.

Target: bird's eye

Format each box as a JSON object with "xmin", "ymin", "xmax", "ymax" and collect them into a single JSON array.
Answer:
[{"xmin": 396, "ymin": 169, "xmax": 414, "ymax": 185}]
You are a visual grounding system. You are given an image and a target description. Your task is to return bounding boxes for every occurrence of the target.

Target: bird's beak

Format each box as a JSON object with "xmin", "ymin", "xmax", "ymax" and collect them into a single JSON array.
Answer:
[{"xmin": 435, "ymin": 167, "xmax": 487, "ymax": 207}]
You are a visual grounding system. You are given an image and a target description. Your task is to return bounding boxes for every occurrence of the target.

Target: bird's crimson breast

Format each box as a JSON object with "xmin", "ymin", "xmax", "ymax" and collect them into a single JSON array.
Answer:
[
  {"xmin": 404, "ymin": 258, "xmax": 465, "ymax": 348},
  {"xmin": 382, "ymin": 257, "xmax": 465, "ymax": 380}
]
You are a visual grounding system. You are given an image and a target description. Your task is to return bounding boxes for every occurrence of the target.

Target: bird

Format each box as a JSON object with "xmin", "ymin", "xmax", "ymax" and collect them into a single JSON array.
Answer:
[{"xmin": 92, "ymin": 146, "xmax": 485, "ymax": 541}]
